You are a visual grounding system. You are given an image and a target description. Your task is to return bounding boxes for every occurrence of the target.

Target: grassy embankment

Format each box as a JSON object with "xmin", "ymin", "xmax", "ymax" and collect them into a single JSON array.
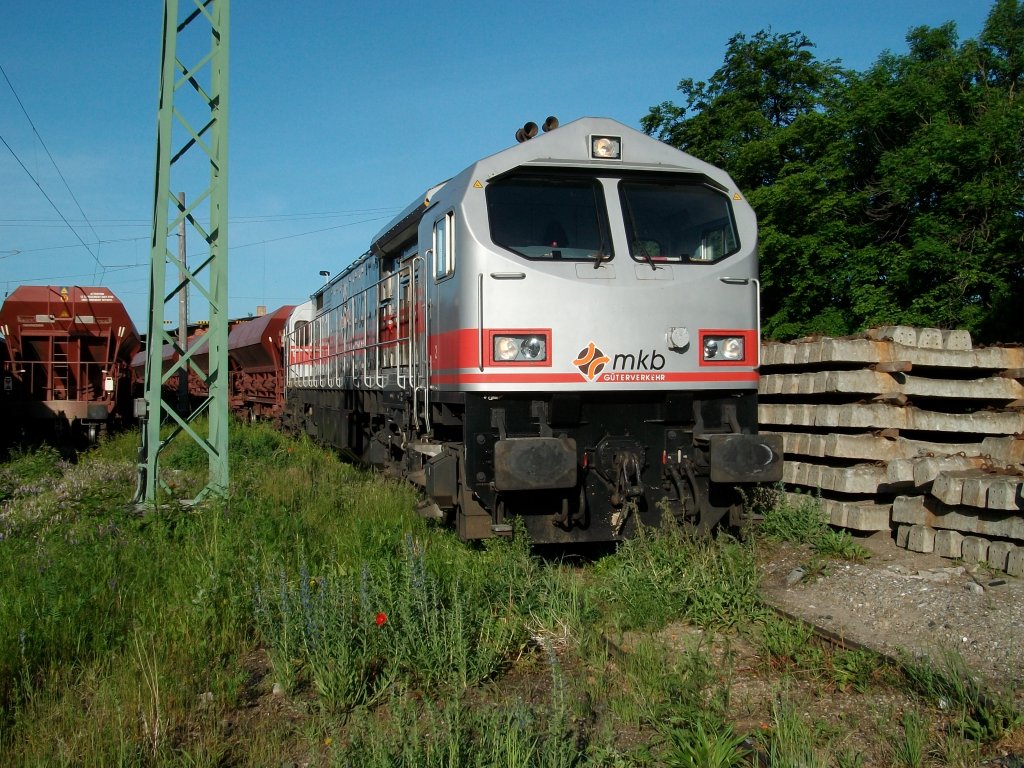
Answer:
[{"xmin": 0, "ymin": 424, "xmax": 1019, "ymax": 766}]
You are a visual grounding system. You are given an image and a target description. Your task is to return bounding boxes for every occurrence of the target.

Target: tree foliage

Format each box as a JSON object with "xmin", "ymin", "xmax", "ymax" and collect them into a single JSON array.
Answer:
[{"xmin": 644, "ymin": 1, "xmax": 1024, "ymax": 342}]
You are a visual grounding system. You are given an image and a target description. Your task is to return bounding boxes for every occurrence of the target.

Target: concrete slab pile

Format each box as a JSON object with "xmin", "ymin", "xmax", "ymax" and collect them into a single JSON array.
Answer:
[{"xmin": 760, "ymin": 326, "xmax": 1023, "ymax": 572}]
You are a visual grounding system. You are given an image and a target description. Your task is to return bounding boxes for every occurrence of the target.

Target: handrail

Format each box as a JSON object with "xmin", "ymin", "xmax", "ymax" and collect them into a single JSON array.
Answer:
[
  {"xmin": 719, "ymin": 276, "xmax": 761, "ymax": 365},
  {"xmin": 9, "ymin": 359, "xmax": 118, "ymax": 402},
  {"xmin": 412, "ymin": 254, "xmax": 430, "ymax": 432},
  {"xmin": 477, "ymin": 272, "xmax": 484, "ymax": 372},
  {"xmin": 395, "ymin": 268, "xmax": 407, "ymax": 390}
]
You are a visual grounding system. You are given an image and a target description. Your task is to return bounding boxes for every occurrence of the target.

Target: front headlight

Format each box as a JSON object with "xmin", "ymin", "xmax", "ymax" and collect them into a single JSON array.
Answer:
[
  {"xmin": 495, "ymin": 337, "xmax": 520, "ymax": 361},
  {"xmin": 493, "ymin": 334, "xmax": 548, "ymax": 363},
  {"xmin": 722, "ymin": 337, "xmax": 744, "ymax": 360},
  {"xmin": 703, "ymin": 335, "xmax": 745, "ymax": 362},
  {"xmin": 519, "ymin": 337, "xmax": 544, "ymax": 359}
]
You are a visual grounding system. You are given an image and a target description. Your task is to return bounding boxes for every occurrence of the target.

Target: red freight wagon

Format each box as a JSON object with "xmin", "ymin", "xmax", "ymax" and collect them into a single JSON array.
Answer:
[
  {"xmin": 228, "ymin": 305, "xmax": 294, "ymax": 420},
  {"xmin": 0, "ymin": 286, "xmax": 140, "ymax": 442},
  {"xmin": 131, "ymin": 332, "xmax": 212, "ymax": 409}
]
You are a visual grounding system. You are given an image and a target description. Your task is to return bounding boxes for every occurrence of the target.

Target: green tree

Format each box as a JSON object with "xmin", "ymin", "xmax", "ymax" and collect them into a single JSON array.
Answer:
[
  {"xmin": 644, "ymin": 1, "xmax": 1024, "ymax": 343},
  {"xmin": 642, "ymin": 30, "xmax": 846, "ymax": 191},
  {"xmin": 839, "ymin": 14, "xmax": 1023, "ymax": 338},
  {"xmin": 972, "ymin": 0, "xmax": 1024, "ymax": 341}
]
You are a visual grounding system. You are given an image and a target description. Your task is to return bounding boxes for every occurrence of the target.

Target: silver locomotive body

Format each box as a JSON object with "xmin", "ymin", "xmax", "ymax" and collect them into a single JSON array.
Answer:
[{"xmin": 283, "ymin": 117, "xmax": 782, "ymax": 542}]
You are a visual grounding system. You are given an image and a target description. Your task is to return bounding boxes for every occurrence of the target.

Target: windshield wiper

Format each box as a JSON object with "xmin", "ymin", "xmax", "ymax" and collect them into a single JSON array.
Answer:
[
  {"xmin": 621, "ymin": 196, "xmax": 658, "ymax": 270},
  {"xmin": 592, "ymin": 186, "xmax": 609, "ymax": 269},
  {"xmin": 637, "ymin": 241, "xmax": 659, "ymax": 271}
]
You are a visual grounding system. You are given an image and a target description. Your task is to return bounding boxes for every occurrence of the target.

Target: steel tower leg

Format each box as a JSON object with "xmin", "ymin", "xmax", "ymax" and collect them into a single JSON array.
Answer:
[{"xmin": 137, "ymin": 0, "xmax": 230, "ymax": 504}]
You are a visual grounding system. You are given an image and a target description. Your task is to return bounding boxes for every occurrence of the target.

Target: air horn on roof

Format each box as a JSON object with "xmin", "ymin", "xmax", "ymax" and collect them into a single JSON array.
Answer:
[{"xmin": 515, "ymin": 116, "xmax": 559, "ymax": 143}]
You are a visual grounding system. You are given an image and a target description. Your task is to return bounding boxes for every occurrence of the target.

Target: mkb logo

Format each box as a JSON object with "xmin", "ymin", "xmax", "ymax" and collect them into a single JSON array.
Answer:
[
  {"xmin": 573, "ymin": 341, "xmax": 668, "ymax": 382},
  {"xmin": 573, "ymin": 342, "xmax": 610, "ymax": 381}
]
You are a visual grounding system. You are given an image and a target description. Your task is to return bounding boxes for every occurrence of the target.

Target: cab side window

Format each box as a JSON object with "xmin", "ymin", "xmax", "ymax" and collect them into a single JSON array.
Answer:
[{"xmin": 434, "ymin": 212, "xmax": 455, "ymax": 280}]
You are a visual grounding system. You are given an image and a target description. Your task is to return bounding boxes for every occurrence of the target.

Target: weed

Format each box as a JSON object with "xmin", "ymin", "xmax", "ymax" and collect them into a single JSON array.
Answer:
[
  {"xmin": 132, "ymin": 632, "xmax": 163, "ymax": 759},
  {"xmin": 594, "ymin": 520, "xmax": 760, "ymax": 630},
  {"xmin": 835, "ymin": 747, "xmax": 867, "ymax": 768},
  {"xmin": 902, "ymin": 650, "xmax": 1023, "ymax": 744},
  {"xmin": 1, "ymin": 421, "xmax": 1002, "ymax": 764},
  {"xmin": 754, "ymin": 613, "xmax": 815, "ymax": 666},
  {"xmin": 752, "ymin": 614, "xmax": 886, "ymax": 694},
  {"xmin": 657, "ymin": 719, "xmax": 751, "ymax": 767},
  {"xmin": 936, "ymin": 723, "xmax": 983, "ymax": 768},
  {"xmin": 338, "ymin": 683, "xmax": 586, "ymax": 768},
  {"xmin": 759, "ymin": 490, "xmax": 870, "ymax": 561},
  {"xmin": 761, "ymin": 695, "xmax": 830, "ymax": 768},
  {"xmin": 757, "ymin": 487, "xmax": 823, "ymax": 542},
  {"xmin": 891, "ymin": 709, "xmax": 929, "ymax": 768},
  {"xmin": 829, "ymin": 648, "xmax": 879, "ymax": 693},
  {"xmin": 252, "ymin": 533, "xmax": 525, "ymax": 710},
  {"xmin": 815, "ymin": 527, "xmax": 871, "ymax": 561},
  {"xmin": 615, "ymin": 635, "xmax": 732, "ymax": 739},
  {"xmin": 0, "ymin": 444, "xmax": 65, "ymax": 491}
]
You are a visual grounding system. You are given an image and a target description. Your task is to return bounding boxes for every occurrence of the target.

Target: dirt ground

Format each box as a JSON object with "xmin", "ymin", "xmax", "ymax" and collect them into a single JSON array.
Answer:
[{"xmin": 759, "ymin": 530, "xmax": 1024, "ymax": 693}]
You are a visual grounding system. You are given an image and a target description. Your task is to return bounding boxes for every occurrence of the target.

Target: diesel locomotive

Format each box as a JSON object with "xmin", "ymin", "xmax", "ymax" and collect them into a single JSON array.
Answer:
[{"xmin": 281, "ymin": 117, "xmax": 782, "ymax": 543}]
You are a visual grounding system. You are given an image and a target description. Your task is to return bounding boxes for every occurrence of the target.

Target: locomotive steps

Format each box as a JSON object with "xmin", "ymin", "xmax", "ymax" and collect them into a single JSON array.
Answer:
[{"xmin": 758, "ymin": 326, "xmax": 1024, "ymax": 576}]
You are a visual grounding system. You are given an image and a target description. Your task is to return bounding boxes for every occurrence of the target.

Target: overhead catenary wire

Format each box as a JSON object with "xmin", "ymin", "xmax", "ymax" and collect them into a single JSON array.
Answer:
[
  {"xmin": 0, "ymin": 234, "xmax": 148, "ymax": 257},
  {"xmin": 0, "ymin": 206, "xmax": 402, "ymax": 226},
  {"xmin": 3, "ymin": 212, "xmax": 395, "ymax": 260},
  {"xmin": 0, "ymin": 130, "xmax": 107, "ymax": 279},
  {"xmin": 0, "ymin": 62, "xmax": 105, "ymax": 277},
  {"xmin": 2, "ymin": 211, "xmax": 398, "ymax": 311}
]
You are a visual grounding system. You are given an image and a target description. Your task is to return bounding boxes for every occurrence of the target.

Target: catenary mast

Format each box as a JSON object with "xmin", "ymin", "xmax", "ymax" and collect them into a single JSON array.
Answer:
[{"xmin": 136, "ymin": 0, "xmax": 230, "ymax": 504}]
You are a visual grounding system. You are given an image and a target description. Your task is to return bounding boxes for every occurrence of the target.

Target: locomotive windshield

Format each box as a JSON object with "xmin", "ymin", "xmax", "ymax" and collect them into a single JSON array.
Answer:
[
  {"xmin": 486, "ymin": 172, "xmax": 741, "ymax": 265},
  {"xmin": 619, "ymin": 180, "xmax": 740, "ymax": 263},
  {"xmin": 486, "ymin": 175, "xmax": 613, "ymax": 261}
]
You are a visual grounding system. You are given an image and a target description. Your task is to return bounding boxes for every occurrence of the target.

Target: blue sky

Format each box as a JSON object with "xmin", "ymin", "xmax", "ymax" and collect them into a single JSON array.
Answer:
[{"xmin": 0, "ymin": 1, "xmax": 993, "ymax": 329}]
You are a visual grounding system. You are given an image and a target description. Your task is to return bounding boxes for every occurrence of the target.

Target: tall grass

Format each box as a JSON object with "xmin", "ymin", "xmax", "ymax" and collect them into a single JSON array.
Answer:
[
  {"xmin": 760, "ymin": 695, "xmax": 830, "ymax": 768},
  {"xmin": 252, "ymin": 534, "xmax": 525, "ymax": 710},
  {"xmin": 1, "ymin": 423, "xmax": 1018, "ymax": 765},
  {"xmin": 0, "ymin": 424, "xmax": 573, "ymax": 763},
  {"xmin": 755, "ymin": 486, "xmax": 869, "ymax": 561},
  {"xmin": 337, "ymin": 680, "xmax": 583, "ymax": 768},
  {"xmin": 593, "ymin": 519, "xmax": 760, "ymax": 630},
  {"xmin": 901, "ymin": 649, "xmax": 1024, "ymax": 743},
  {"xmin": 0, "ymin": 425, "xmax": 350, "ymax": 758}
]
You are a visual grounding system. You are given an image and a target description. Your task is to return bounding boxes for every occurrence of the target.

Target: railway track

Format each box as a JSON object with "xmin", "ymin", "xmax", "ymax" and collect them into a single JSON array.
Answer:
[{"xmin": 599, "ymin": 599, "xmax": 1022, "ymax": 767}]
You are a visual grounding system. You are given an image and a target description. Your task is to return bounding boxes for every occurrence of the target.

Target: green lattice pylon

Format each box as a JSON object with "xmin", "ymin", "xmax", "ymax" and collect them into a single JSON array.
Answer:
[{"xmin": 137, "ymin": 0, "xmax": 230, "ymax": 504}]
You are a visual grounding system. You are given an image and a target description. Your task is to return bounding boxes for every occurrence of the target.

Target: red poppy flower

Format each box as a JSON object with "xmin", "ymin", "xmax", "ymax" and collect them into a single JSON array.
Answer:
[{"xmin": 375, "ymin": 612, "xmax": 387, "ymax": 626}]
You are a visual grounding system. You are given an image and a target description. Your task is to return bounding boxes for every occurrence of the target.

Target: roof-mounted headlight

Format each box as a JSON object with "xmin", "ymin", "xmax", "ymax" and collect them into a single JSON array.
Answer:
[{"xmin": 590, "ymin": 135, "xmax": 621, "ymax": 160}]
